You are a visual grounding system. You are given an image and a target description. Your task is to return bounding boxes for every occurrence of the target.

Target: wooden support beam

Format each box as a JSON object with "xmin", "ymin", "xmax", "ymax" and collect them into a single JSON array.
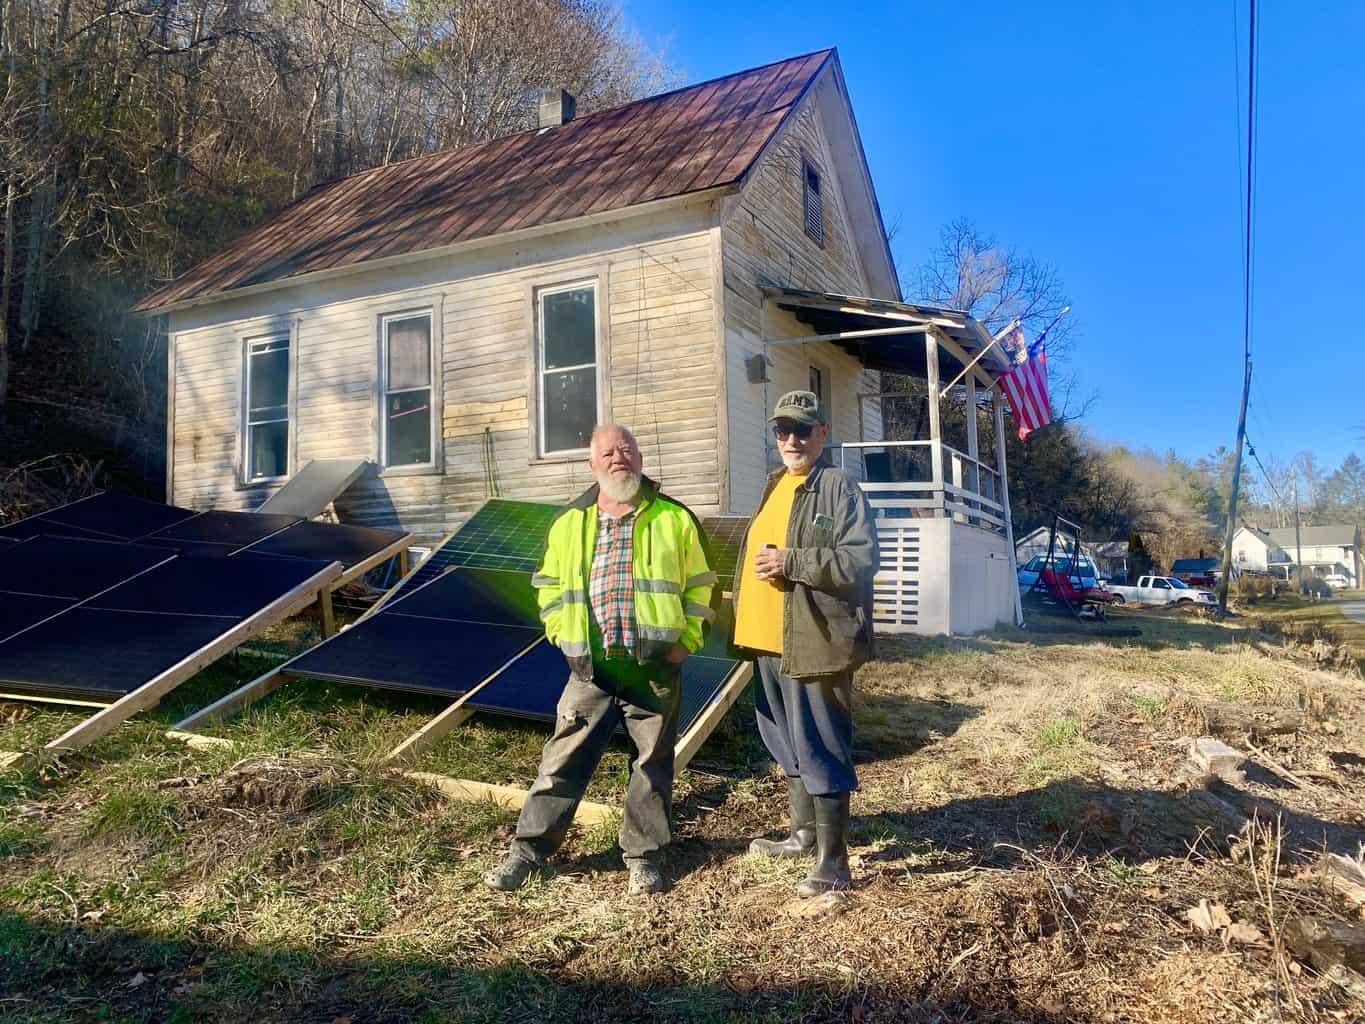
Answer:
[
  {"xmin": 0, "ymin": 692, "xmax": 111, "ymax": 709},
  {"xmin": 383, "ymin": 638, "xmax": 544, "ymax": 765},
  {"xmin": 673, "ymin": 662, "xmax": 753, "ymax": 774},
  {"xmin": 993, "ymin": 391, "xmax": 1024, "ymax": 627},
  {"xmin": 764, "ymin": 324, "xmax": 923, "ymax": 347},
  {"xmin": 319, "ymin": 588, "xmax": 336, "ymax": 637},
  {"xmin": 405, "ymin": 771, "xmax": 617, "ymax": 827},
  {"xmin": 924, "ymin": 329, "xmax": 944, "ymax": 493},
  {"xmin": 39, "ymin": 562, "xmax": 343, "ymax": 759},
  {"xmin": 331, "ymin": 533, "xmax": 414, "ymax": 590}
]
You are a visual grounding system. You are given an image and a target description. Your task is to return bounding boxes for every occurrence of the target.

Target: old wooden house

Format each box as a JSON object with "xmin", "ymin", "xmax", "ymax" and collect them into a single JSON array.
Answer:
[{"xmin": 136, "ymin": 49, "xmax": 1022, "ymax": 636}]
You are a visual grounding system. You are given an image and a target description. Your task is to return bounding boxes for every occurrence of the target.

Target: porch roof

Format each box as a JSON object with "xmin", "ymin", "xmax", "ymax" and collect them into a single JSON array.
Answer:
[{"xmin": 761, "ymin": 287, "xmax": 1014, "ymax": 383}]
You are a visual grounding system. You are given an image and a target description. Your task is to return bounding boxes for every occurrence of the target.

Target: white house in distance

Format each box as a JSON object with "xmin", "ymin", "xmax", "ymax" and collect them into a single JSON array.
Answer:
[
  {"xmin": 134, "ymin": 49, "xmax": 1023, "ymax": 636},
  {"xmin": 1231, "ymin": 525, "xmax": 1362, "ymax": 586}
]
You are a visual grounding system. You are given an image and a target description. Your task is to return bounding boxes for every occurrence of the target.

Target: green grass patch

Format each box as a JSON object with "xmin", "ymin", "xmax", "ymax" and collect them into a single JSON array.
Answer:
[
  {"xmin": 1036, "ymin": 717, "xmax": 1081, "ymax": 749},
  {"xmin": 1123, "ymin": 692, "xmax": 1169, "ymax": 721}
]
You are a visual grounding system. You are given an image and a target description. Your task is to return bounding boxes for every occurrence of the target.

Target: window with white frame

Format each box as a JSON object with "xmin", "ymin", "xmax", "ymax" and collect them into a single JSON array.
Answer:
[
  {"xmin": 244, "ymin": 334, "xmax": 290, "ymax": 482},
  {"xmin": 536, "ymin": 282, "xmax": 599, "ymax": 455},
  {"xmin": 381, "ymin": 311, "xmax": 435, "ymax": 468}
]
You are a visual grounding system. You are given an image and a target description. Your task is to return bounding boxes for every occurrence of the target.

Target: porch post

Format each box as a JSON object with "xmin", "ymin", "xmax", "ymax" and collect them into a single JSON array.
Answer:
[
  {"xmin": 964, "ymin": 372, "xmax": 980, "ymax": 508},
  {"xmin": 993, "ymin": 390, "xmax": 1024, "ymax": 625},
  {"xmin": 924, "ymin": 329, "xmax": 944, "ymax": 513}
]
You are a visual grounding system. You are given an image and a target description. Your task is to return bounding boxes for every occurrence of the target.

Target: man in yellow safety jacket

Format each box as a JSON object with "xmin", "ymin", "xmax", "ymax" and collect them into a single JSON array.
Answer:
[{"xmin": 484, "ymin": 424, "xmax": 717, "ymax": 896}]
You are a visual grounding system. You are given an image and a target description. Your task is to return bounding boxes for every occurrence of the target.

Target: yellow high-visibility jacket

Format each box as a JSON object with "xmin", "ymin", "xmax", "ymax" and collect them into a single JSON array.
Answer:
[{"xmin": 534, "ymin": 477, "xmax": 717, "ymax": 675}]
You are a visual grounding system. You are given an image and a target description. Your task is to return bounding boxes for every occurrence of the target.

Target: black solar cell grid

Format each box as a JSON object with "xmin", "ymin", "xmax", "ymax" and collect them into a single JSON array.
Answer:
[
  {"xmin": 0, "ymin": 517, "xmax": 118, "ymax": 542},
  {"xmin": 387, "ymin": 568, "xmax": 542, "ymax": 628},
  {"xmin": 36, "ymin": 491, "xmax": 199, "ymax": 540},
  {"xmin": 0, "ymin": 607, "xmax": 237, "ymax": 700},
  {"xmin": 700, "ymin": 515, "xmax": 750, "ymax": 591},
  {"xmin": 86, "ymin": 553, "xmax": 333, "ymax": 618},
  {"xmin": 0, "ymin": 594, "xmax": 74, "ymax": 643},
  {"xmin": 0, "ymin": 536, "xmax": 173, "ymax": 601},
  {"xmin": 285, "ymin": 614, "xmax": 541, "ymax": 696},
  {"xmin": 399, "ymin": 499, "xmax": 561, "ymax": 595},
  {"xmin": 239, "ymin": 519, "xmax": 403, "ymax": 567},
  {"xmin": 143, "ymin": 509, "xmax": 302, "ymax": 547}
]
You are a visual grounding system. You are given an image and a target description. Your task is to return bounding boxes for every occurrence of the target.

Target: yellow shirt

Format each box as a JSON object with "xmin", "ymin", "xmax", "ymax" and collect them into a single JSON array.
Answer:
[{"xmin": 733, "ymin": 471, "xmax": 803, "ymax": 654}]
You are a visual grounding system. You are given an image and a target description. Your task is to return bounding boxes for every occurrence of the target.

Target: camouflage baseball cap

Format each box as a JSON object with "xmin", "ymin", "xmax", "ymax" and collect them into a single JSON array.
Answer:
[{"xmin": 768, "ymin": 390, "xmax": 826, "ymax": 426}]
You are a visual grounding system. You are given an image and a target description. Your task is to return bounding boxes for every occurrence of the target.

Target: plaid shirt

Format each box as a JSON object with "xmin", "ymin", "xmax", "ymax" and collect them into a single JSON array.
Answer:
[{"xmin": 588, "ymin": 506, "xmax": 637, "ymax": 661}]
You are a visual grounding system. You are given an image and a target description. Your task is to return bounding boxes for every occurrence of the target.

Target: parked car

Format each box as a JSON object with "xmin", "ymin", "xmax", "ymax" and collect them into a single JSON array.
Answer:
[
  {"xmin": 1106, "ymin": 575, "xmax": 1217, "ymax": 607},
  {"xmin": 1171, "ymin": 558, "xmax": 1221, "ymax": 588},
  {"xmin": 1017, "ymin": 554, "xmax": 1101, "ymax": 592},
  {"xmin": 1322, "ymin": 574, "xmax": 1350, "ymax": 591}
]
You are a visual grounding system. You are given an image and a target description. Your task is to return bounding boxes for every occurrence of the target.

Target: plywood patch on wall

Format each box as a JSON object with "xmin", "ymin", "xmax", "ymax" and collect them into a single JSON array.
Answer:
[{"xmin": 444, "ymin": 396, "xmax": 529, "ymax": 438}]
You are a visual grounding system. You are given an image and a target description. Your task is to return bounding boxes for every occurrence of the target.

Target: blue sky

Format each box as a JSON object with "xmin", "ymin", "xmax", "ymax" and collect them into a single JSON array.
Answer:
[{"xmin": 621, "ymin": 1, "xmax": 1364, "ymax": 473}]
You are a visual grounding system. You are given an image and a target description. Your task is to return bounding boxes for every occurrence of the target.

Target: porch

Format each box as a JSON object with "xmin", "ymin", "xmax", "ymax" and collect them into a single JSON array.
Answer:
[{"xmin": 760, "ymin": 287, "xmax": 1023, "ymax": 636}]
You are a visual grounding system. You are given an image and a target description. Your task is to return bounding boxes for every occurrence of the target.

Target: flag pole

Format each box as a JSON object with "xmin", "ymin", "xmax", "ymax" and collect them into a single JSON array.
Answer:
[{"xmin": 937, "ymin": 318, "xmax": 1019, "ymax": 399}]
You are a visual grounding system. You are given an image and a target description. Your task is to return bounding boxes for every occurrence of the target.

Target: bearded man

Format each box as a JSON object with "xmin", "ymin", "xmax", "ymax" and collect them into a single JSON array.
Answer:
[
  {"xmin": 731, "ymin": 390, "xmax": 877, "ymax": 897},
  {"xmin": 484, "ymin": 424, "xmax": 717, "ymax": 896}
]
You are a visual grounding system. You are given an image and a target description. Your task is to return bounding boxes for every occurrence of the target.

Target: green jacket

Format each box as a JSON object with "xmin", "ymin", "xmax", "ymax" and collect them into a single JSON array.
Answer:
[
  {"xmin": 731, "ymin": 463, "xmax": 878, "ymax": 678},
  {"xmin": 534, "ymin": 477, "xmax": 717, "ymax": 678}
]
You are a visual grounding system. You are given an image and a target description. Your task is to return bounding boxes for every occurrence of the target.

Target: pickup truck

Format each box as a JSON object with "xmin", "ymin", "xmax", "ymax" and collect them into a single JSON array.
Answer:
[{"xmin": 1107, "ymin": 575, "xmax": 1217, "ymax": 607}]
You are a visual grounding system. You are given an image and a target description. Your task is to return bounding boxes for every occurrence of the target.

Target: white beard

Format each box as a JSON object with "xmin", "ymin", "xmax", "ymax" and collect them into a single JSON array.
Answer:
[
  {"xmin": 597, "ymin": 470, "xmax": 642, "ymax": 503},
  {"xmin": 780, "ymin": 451, "xmax": 815, "ymax": 472}
]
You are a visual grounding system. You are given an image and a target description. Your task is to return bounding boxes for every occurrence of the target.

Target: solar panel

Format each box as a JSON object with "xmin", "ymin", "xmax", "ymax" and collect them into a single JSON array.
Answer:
[
  {"xmin": 239, "ymin": 519, "xmax": 402, "ymax": 567},
  {"xmin": 256, "ymin": 458, "xmax": 370, "ymax": 517},
  {"xmin": 86, "ymin": 553, "xmax": 334, "ymax": 618},
  {"xmin": 700, "ymin": 515, "xmax": 750, "ymax": 591},
  {"xmin": 0, "ymin": 536, "xmax": 173, "ymax": 601},
  {"xmin": 143, "ymin": 510, "xmax": 302, "ymax": 548},
  {"xmin": 0, "ymin": 595, "xmax": 73, "ymax": 644},
  {"xmin": 399, "ymin": 499, "xmax": 561, "ymax": 595},
  {"xmin": 286, "ymin": 615, "xmax": 541, "ymax": 696},
  {"xmin": 35, "ymin": 491, "xmax": 199, "ymax": 540},
  {"xmin": 387, "ymin": 568, "xmax": 542, "ymax": 627},
  {"xmin": 0, "ymin": 550, "xmax": 339, "ymax": 702},
  {"xmin": 0, "ymin": 608, "xmax": 242, "ymax": 700},
  {"xmin": 1, "ymin": 492, "xmax": 406, "ymax": 574}
]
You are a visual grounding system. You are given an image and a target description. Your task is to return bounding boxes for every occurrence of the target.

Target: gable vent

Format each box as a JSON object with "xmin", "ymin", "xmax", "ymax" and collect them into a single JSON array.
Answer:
[{"xmin": 802, "ymin": 159, "xmax": 823, "ymax": 245}]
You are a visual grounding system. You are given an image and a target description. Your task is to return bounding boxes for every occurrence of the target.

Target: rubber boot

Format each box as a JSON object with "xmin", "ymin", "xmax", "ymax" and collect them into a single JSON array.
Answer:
[
  {"xmin": 749, "ymin": 777, "xmax": 816, "ymax": 858},
  {"xmin": 795, "ymin": 792, "xmax": 852, "ymax": 897}
]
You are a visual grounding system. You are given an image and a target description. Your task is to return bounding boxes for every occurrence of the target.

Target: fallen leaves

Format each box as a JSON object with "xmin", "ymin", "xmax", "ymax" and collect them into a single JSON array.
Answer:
[{"xmin": 1184, "ymin": 900, "xmax": 1267, "ymax": 947}]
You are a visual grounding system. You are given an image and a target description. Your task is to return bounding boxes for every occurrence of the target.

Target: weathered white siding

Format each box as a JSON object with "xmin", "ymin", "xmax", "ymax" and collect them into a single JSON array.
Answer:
[
  {"xmin": 168, "ymin": 199, "xmax": 723, "ymax": 539},
  {"xmin": 720, "ymin": 90, "xmax": 884, "ymax": 514}
]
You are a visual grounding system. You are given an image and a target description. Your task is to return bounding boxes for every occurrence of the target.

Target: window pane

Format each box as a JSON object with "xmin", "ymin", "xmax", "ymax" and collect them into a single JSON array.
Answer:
[
  {"xmin": 248, "ymin": 343, "xmax": 289, "ymax": 417},
  {"xmin": 387, "ymin": 316, "xmax": 431, "ymax": 391},
  {"xmin": 542, "ymin": 288, "xmax": 596, "ymax": 369},
  {"xmin": 249, "ymin": 421, "xmax": 288, "ymax": 480},
  {"xmin": 542, "ymin": 368, "xmax": 596, "ymax": 452},
  {"xmin": 386, "ymin": 389, "xmax": 432, "ymax": 466}
]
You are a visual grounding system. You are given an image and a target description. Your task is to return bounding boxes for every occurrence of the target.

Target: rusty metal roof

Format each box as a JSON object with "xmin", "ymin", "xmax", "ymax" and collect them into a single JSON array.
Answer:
[{"xmin": 135, "ymin": 50, "xmax": 833, "ymax": 313}]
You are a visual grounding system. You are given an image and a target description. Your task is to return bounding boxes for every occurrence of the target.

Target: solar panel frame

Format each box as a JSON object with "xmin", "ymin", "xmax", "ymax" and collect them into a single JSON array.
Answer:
[
  {"xmin": 700, "ymin": 515, "xmax": 750, "ymax": 592},
  {"xmin": 397, "ymin": 499, "xmax": 561, "ymax": 596}
]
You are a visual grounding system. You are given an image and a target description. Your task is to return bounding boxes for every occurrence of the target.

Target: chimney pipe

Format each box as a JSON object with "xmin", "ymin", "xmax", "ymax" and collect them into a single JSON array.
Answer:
[{"xmin": 539, "ymin": 89, "xmax": 576, "ymax": 129}]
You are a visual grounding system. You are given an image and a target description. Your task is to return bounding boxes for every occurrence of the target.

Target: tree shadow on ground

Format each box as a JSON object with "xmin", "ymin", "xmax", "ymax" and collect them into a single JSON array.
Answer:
[
  {"xmin": 0, "ymin": 909, "xmax": 1097, "ymax": 1024},
  {"xmin": 853, "ymin": 777, "xmax": 1365, "ymax": 869}
]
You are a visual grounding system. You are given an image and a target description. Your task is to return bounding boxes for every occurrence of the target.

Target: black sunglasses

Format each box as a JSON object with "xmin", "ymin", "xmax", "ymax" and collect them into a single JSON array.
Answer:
[{"xmin": 772, "ymin": 422, "xmax": 815, "ymax": 440}]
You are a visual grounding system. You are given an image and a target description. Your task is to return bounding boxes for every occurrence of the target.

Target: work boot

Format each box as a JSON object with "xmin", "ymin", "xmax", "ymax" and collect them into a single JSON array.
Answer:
[
  {"xmin": 795, "ymin": 792, "xmax": 852, "ymax": 898},
  {"xmin": 749, "ymin": 776, "xmax": 816, "ymax": 858},
  {"xmin": 483, "ymin": 851, "xmax": 537, "ymax": 892},
  {"xmin": 627, "ymin": 859, "xmax": 667, "ymax": 896}
]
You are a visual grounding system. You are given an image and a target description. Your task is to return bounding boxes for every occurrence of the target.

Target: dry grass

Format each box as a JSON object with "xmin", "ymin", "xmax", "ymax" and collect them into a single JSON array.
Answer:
[{"xmin": 3, "ymin": 607, "xmax": 1365, "ymax": 1022}]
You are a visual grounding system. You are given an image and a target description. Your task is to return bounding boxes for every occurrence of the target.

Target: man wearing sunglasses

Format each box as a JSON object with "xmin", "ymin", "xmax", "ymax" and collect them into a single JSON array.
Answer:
[{"xmin": 731, "ymin": 389, "xmax": 877, "ymax": 897}]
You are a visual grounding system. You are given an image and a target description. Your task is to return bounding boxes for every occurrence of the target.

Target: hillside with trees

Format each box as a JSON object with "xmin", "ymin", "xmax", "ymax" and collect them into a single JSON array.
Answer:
[{"xmin": 0, "ymin": 0, "xmax": 670, "ymax": 506}]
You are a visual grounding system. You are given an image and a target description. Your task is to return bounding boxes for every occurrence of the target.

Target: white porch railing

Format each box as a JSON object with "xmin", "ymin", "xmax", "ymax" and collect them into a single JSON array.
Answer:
[{"xmin": 832, "ymin": 440, "xmax": 1007, "ymax": 534}]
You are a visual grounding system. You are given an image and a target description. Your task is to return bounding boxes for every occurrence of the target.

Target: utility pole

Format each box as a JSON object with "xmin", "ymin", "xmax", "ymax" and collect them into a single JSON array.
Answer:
[
  {"xmin": 1292, "ymin": 466, "xmax": 1305, "ymax": 595},
  {"xmin": 1216, "ymin": 358, "xmax": 1252, "ymax": 614}
]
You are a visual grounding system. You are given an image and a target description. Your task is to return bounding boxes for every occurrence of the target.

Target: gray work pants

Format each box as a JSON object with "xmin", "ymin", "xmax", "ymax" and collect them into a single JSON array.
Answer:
[
  {"xmin": 754, "ymin": 655, "xmax": 858, "ymax": 796},
  {"xmin": 510, "ymin": 661, "xmax": 681, "ymax": 866}
]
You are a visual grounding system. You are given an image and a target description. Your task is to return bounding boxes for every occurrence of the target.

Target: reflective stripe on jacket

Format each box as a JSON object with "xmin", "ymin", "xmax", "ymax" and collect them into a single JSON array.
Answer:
[{"xmin": 535, "ymin": 476, "xmax": 717, "ymax": 677}]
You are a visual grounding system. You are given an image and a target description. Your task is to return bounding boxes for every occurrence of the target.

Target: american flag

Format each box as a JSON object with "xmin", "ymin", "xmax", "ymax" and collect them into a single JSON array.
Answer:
[{"xmin": 999, "ymin": 326, "xmax": 1052, "ymax": 440}]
